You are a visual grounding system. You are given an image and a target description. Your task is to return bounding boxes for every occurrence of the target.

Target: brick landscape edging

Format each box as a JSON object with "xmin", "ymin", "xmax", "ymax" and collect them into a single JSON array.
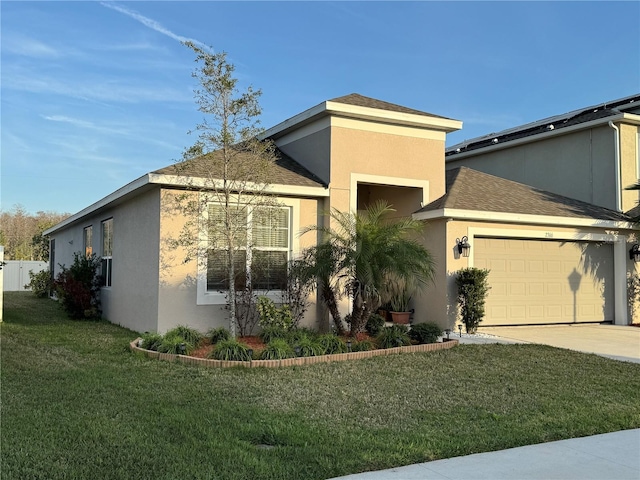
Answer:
[{"xmin": 129, "ymin": 338, "xmax": 459, "ymax": 368}]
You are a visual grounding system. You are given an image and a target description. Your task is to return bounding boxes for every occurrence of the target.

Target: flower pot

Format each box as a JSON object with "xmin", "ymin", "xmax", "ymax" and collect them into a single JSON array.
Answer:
[{"xmin": 390, "ymin": 311, "xmax": 410, "ymax": 324}]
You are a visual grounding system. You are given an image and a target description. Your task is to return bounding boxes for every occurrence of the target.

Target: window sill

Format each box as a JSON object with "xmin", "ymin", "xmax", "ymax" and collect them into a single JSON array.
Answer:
[{"xmin": 196, "ymin": 289, "xmax": 284, "ymax": 306}]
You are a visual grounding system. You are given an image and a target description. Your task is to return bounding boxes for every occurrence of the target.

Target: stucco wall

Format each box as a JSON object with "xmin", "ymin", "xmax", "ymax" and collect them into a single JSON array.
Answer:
[
  {"xmin": 413, "ymin": 219, "xmax": 449, "ymax": 329},
  {"xmin": 331, "ymin": 124, "xmax": 445, "ymax": 206},
  {"xmin": 104, "ymin": 188, "xmax": 161, "ymax": 333},
  {"xmin": 49, "ymin": 188, "xmax": 162, "ymax": 333},
  {"xmin": 276, "ymin": 125, "xmax": 331, "ymax": 185},
  {"xmin": 157, "ymin": 189, "xmax": 325, "ymax": 334}
]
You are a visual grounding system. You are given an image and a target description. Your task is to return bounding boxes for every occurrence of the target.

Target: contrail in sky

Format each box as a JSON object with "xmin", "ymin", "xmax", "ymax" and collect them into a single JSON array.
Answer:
[{"xmin": 100, "ymin": 2, "xmax": 210, "ymax": 49}]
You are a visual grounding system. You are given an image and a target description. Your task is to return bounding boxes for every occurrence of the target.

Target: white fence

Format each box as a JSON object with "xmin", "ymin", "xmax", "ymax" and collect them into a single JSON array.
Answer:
[{"xmin": 2, "ymin": 260, "xmax": 49, "ymax": 291}]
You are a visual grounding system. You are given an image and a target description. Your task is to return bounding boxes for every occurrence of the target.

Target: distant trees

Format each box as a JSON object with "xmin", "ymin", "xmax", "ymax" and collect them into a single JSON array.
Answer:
[{"xmin": 0, "ymin": 205, "xmax": 68, "ymax": 261}]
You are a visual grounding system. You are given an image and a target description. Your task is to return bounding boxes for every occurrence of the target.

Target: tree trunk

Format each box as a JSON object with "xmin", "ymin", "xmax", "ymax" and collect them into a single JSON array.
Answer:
[
  {"xmin": 322, "ymin": 285, "xmax": 345, "ymax": 336},
  {"xmin": 349, "ymin": 293, "xmax": 370, "ymax": 337}
]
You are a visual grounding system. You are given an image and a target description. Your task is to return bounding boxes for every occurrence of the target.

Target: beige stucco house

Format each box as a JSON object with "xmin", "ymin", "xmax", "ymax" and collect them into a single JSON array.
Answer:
[{"xmin": 44, "ymin": 94, "xmax": 639, "ymax": 334}]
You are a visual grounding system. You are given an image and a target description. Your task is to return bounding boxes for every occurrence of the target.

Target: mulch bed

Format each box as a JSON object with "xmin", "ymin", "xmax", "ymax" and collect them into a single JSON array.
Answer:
[{"xmin": 190, "ymin": 333, "xmax": 374, "ymax": 359}]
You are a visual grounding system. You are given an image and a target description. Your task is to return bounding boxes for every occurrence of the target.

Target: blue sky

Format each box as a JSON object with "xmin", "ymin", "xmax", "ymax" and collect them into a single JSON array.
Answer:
[{"xmin": 2, "ymin": 1, "xmax": 639, "ymax": 215}]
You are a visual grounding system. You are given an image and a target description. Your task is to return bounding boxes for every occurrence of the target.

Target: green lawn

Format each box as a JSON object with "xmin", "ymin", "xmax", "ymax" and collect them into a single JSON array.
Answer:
[{"xmin": 2, "ymin": 292, "xmax": 639, "ymax": 480}]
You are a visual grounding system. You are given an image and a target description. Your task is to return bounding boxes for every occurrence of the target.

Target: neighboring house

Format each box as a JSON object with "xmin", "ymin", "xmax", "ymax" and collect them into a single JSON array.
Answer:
[
  {"xmin": 44, "ymin": 94, "xmax": 639, "ymax": 334},
  {"xmin": 445, "ymin": 94, "xmax": 640, "ymax": 216}
]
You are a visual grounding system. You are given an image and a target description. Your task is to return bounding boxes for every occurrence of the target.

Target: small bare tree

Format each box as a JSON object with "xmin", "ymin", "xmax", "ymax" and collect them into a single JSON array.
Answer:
[{"xmin": 170, "ymin": 42, "xmax": 279, "ymax": 337}]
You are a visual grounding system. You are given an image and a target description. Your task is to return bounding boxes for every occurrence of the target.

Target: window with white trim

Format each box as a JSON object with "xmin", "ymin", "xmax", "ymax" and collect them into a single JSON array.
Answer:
[
  {"xmin": 206, "ymin": 204, "xmax": 290, "ymax": 292},
  {"xmin": 83, "ymin": 226, "xmax": 93, "ymax": 257},
  {"xmin": 101, "ymin": 219, "xmax": 113, "ymax": 287}
]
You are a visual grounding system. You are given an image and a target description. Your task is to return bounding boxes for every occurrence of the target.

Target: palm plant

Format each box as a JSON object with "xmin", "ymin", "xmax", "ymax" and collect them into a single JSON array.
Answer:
[{"xmin": 297, "ymin": 201, "xmax": 436, "ymax": 336}]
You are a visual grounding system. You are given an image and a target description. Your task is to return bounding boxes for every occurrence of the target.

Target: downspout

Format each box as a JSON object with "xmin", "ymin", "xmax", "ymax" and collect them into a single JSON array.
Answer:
[{"xmin": 608, "ymin": 121, "xmax": 622, "ymax": 211}]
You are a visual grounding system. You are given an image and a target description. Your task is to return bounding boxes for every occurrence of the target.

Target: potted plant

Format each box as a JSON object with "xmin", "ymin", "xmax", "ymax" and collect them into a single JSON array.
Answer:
[{"xmin": 387, "ymin": 278, "xmax": 413, "ymax": 324}]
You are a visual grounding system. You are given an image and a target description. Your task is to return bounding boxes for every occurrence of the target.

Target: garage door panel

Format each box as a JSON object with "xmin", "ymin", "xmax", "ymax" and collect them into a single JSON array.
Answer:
[
  {"xmin": 529, "ymin": 283, "xmax": 544, "ymax": 295},
  {"xmin": 475, "ymin": 238, "xmax": 614, "ymax": 326}
]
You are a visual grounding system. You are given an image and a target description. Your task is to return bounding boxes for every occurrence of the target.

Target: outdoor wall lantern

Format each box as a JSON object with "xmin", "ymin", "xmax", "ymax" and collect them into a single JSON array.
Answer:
[
  {"xmin": 630, "ymin": 244, "xmax": 640, "ymax": 262},
  {"xmin": 456, "ymin": 236, "xmax": 471, "ymax": 258}
]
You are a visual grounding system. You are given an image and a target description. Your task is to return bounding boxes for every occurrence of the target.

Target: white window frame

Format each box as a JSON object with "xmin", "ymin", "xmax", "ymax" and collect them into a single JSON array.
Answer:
[
  {"xmin": 197, "ymin": 197, "xmax": 299, "ymax": 305},
  {"xmin": 101, "ymin": 218, "xmax": 113, "ymax": 288}
]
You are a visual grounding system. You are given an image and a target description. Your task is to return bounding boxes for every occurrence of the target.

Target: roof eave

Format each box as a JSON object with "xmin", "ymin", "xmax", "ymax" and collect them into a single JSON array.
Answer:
[
  {"xmin": 412, "ymin": 207, "xmax": 636, "ymax": 230},
  {"xmin": 148, "ymin": 173, "xmax": 329, "ymax": 197},
  {"xmin": 43, "ymin": 174, "xmax": 152, "ymax": 236},
  {"xmin": 262, "ymin": 100, "xmax": 462, "ymax": 140}
]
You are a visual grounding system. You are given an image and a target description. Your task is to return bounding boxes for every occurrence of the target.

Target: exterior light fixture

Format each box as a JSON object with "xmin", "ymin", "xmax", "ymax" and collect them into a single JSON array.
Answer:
[
  {"xmin": 247, "ymin": 349, "xmax": 253, "ymax": 360},
  {"xmin": 346, "ymin": 340, "xmax": 352, "ymax": 353},
  {"xmin": 630, "ymin": 244, "xmax": 640, "ymax": 262},
  {"xmin": 294, "ymin": 345, "xmax": 301, "ymax": 357},
  {"xmin": 456, "ymin": 236, "xmax": 471, "ymax": 258},
  {"xmin": 178, "ymin": 343, "xmax": 186, "ymax": 355},
  {"xmin": 492, "ymin": 138, "xmax": 499, "ymax": 144},
  {"xmin": 444, "ymin": 329, "xmax": 451, "ymax": 340},
  {"xmin": 458, "ymin": 325, "xmax": 463, "ymax": 337}
]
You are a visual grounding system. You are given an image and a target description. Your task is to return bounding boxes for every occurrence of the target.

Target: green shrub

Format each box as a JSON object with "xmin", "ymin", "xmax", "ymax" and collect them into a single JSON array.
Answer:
[
  {"xmin": 294, "ymin": 336, "xmax": 324, "ymax": 357},
  {"xmin": 376, "ymin": 325, "xmax": 411, "ymax": 349},
  {"xmin": 26, "ymin": 269, "xmax": 52, "ymax": 298},
  {"xmin": 260, "ymin": 338, "xmax": 295, "ymax": 360},
  {"xmin": 286, "ymin": 327, "xmax": 318, "ymax": 344},
  {"xmin": 352, "ymin": 339, "xmax": 375, "ymax": 352},
  {"xmin": 209, "ymin": 339, "xmax": 252, "ymax": 361},
  {"xmin": 409, "ymin": 322, "xmax": 443, "ymax": 344},
  {"xmin": 157, "ymin": 335, "xmax": 192, "ymax": 355},
  {"xmin": 54, "ymin": 252, "xmax": 101, "ymax": 319},
  {"xmin": 165, "ymin": 325, "xmax": 203, "ymax": 347},
  {"xmin": 456, "ymin": 267, "xmax": 491, "ymax": 333},
  {"xmin": 317, "ymin": 334, "xmax": 347, "ymax": 354},
  {"xmin": 54, "ymin": 253, "xmax": 101, "ymax": 319},
  {"xmin": 259, "ymin": 326, "xmax": 288, "ymax": 344},
  {"xmin": 628, "ymin": 273, "xmax": 640, "ymax": 323},
  {"xmin": 208, "ymin": 327, "xmax": 231, "ymax": 344},
  {"xmin": 365, "ymin": 313, "xmax": 386, "ymax": 336},
  {"xmin": 140, "ymin": 332, "xmax": 163, "ymax": 351},
  {"xmin": 257, "ymin": 296, "xmax": 293, "ymax": 331}
]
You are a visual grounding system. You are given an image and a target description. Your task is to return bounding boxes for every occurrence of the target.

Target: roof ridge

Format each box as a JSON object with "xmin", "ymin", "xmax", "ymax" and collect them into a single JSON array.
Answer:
[{"xmin": 328, "ymin": 93, "xmax": 453, "ymax": 120}]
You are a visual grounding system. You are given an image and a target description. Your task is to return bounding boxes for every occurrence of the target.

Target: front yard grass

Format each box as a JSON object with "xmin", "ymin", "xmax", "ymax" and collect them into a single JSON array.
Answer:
[{"xmin": 2, "ymin": 292, "xmax": 640, "ymax": 480}]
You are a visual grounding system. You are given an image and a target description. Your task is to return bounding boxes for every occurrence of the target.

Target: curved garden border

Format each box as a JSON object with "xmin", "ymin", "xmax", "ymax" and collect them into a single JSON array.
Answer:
[{"xmin": 129, "ymin": 338, "xmax": 459, "ymax": 369}]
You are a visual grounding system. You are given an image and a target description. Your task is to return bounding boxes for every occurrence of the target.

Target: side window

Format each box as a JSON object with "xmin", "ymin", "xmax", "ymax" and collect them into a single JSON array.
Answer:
[
  {"xmin": 101, "ymin": 219, "xmax": 113, "ymax": 287},
  {"xmin": 83, "ymin": 226, "xmax": 93, "ymax": 257}
]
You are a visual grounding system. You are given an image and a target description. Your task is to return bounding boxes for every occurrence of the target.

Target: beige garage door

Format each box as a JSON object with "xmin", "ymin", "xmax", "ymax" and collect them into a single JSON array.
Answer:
[{"xmin": 474, "ymin": 238, "xmax": 614, "ymax": 326}]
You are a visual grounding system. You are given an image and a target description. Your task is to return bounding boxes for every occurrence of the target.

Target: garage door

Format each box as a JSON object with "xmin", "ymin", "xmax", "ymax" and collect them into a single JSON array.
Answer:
[{"xmin": 474, "ymin": 238, "xmax": 614, "ymax": 326}]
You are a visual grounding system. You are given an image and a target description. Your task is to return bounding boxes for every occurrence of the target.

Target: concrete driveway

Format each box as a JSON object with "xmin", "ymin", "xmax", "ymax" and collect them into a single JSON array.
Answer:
[{"xmin": 478, "ymin": 324, "xmax": 640, "ymax": 363}]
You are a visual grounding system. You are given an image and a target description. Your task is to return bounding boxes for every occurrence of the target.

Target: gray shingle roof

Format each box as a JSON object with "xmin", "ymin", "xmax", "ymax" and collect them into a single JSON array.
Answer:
[
  {"xmin": 417, "ymin": 167, "xmax": 630, "ymax": 222},
  {"xmin": 153, "ymin": 147, "xmax": 326, "ymax": 188},
  {"xmin": 330, "ymin": 93, "xmax": 453, "ymax": 120}
]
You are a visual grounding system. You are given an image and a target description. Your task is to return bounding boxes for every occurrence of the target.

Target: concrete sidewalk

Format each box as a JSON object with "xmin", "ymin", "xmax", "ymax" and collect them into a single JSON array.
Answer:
[{"xmin": 330, "ymin": 429, "xmax": 640, "ymax": 479}]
